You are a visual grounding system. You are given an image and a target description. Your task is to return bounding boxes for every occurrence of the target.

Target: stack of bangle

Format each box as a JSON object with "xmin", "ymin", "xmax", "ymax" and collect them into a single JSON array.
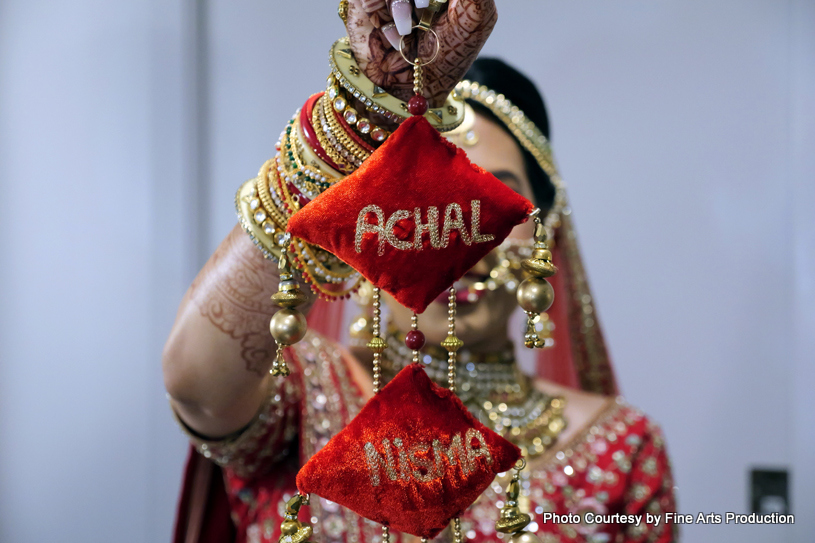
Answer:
[
  {"xmin": 279, "ymin": 113, "xmax": 341, "ymax": 200},
  {"xmin": 312, "ymin": 95, "xmax": 359, "ymax": 174},
  {"xmin": 237, "ymin": 110, "xmax": 364, "ymax": 300},
  {"xmin": 324, "ymin": 90, "xmax": 376, "ymax": 159},
  {"xmin": 327, "ymin": 79, "xmax": 391, "ymax": 145}
]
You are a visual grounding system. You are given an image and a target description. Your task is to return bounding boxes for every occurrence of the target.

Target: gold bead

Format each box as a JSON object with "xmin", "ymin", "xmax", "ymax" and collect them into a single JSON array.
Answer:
[
  {"xmin": 517, "ymin": 277, "xmax": 555, "ymax": 314},
  {"xmin": 533, "ymin": 248, "xmax": 552, "ymax": 261},
  {"xmin": 441, "ymin": 334, "xmax": 464, "ymax": 353},
  {"xmin": 508, "ymin": 532, "xmax": 542, "ymax": 543},
  {"xmin": 281, "ymin": 520, "xmax": 300, "ymax": 536},
  {"xmin": 521, "ymin": 254, "xmax": 557, "ymax": 278},
  {"xmin": 506, "ymin": 478, "xmax": 521, "ymax": 500},
  {"xmin": 270, "ymin": 308, "xmax": 308, "ymax": 345},
  {"xmin": 501, "ymin": 505, "xmax": 522, "ymax": 519},
  {"xmin": 533, "ymin": 220, "xmax": 547, "ymax": 241},
  {"xmin": 366, "ymin": 336, "xmax": 387, "ymax": 353},
  {"xmin": 271, "ymin": 290, "xmax": 310, "ymax": 309},
  {"xmin": 277, "ymin": 526, "xmax": 313, "ymax": 543},
  {"xmin": 285, "ymin": 494, "xmax": 306, "ymax": 515},
  {"xmin": 495, "ymin": 511, "xmax": 531, "ymax": 533}
]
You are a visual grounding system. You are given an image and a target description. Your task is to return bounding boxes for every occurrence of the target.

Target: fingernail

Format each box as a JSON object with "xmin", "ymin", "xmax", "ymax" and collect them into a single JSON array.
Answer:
[
  {"xmin": 382, "ymin": 23, "xmax": 401, "ymax": 50},
  {"xmin": 415, "ymin": 0, "xmax": 430, "ymax": 8},
  {"xmin": 391, "ymin": 0, "xmax": 413, "ymax": 36}
]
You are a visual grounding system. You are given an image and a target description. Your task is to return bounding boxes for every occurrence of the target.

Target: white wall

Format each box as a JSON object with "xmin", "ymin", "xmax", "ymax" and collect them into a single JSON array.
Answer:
[
  {"xmin": 0, "ymin": 2, "xmax": 812, "ymax": 543},
  {"xmin": 0, "ymin": 1, "xmax": 194, "ymax": 541},
  {"xmin": 789, "ymin": 0, "xmax": 815, "ymax": 541}
]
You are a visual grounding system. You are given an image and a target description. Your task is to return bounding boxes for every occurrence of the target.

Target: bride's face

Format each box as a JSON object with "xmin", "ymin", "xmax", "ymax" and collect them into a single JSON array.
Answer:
[{"xmin": 383, "ymin": 112, "xmax": 537, "ymax": 350}]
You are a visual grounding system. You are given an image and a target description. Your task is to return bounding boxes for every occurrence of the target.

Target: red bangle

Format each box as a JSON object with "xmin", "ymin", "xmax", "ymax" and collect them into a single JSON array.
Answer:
[{"xmin": 300, "ymin": 93, "xmax": 343, "ymax": 172}]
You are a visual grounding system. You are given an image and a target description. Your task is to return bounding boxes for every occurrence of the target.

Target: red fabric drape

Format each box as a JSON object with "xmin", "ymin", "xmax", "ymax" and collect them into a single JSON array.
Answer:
[
  {"xmin": 307, "ymin": 298, "xmax": 346, "ymax": 343},
  {"xmin": 534, "ymin": 243, "xmax": 580, "ymax": 390}
]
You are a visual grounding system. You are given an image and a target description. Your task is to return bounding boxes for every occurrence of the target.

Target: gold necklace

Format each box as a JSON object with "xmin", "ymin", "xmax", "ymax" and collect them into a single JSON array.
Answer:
[{"xmin": 383, "ymin": 327, "xmax": 567, "ymax": 458}]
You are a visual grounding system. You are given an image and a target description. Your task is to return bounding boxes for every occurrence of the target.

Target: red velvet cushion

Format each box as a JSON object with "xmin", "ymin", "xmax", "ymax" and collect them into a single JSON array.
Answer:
[
  {"xmin": 287, "ymin": 116, "xmax": 534, "ymax": 313},
  {"xmin": 296, "ymin": 364, "xmax": 521, "ymax": 538}
]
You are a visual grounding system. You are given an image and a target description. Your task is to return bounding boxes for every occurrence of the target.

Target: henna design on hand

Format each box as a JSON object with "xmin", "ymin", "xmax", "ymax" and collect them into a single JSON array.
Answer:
[
  {"xmin": 190, "ymin": 228, "xmax": 280, "ymax": 376},
  {"xmin": 346, "ymin": 0, "xmax": 497, "ymax": 106}
]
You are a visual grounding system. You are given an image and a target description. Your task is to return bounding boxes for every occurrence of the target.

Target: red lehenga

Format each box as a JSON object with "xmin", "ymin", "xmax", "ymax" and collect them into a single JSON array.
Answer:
[{"xmin": 172, "ymin": 211, "xmax": 678, "ymax": 543}]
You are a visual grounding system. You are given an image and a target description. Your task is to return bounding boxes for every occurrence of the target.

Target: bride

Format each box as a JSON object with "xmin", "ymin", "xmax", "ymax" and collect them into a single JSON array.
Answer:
[{"xmin": 163, "ymin": 2, "xmax": 677, "ymax": 542}]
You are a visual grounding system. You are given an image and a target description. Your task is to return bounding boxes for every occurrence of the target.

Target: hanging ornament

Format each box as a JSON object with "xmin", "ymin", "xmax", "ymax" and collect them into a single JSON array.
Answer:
[
  {"xmin": 282, "ymin": 17, "xmax": 536, "ymax": 541},
  {"xmin": 269, "ymin": 234, "xmax": 309, "ymax": 376},
  {"xmin": 517, "ymin": 211, "xmax": 558, "ymax": 349},
  {"xmin": 286, "ymin": 28, "xmax": 534, "ymax": 313},
  {"xmin": 277, "ymin": 494, "xmax": 315, "ymax": 543},
  {"xmin": 495, "ymin": 460, "xmax": 542, "ymax": 543},
  {"xmin": 295, "ymin": 364, "xmax": 521, "ymax": 538}
]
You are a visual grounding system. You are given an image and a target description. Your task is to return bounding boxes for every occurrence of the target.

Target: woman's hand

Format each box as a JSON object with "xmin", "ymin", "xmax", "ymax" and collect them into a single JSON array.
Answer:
[{"xmin": 345, "ymin": 0, "xmax": 497, "ymax": 106}]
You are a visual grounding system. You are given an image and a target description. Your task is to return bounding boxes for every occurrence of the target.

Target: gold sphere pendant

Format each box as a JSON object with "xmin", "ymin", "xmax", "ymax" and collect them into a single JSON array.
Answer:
[
  {"xmin": 517, "ymin": 277, "xmax": 555, "ymax": 314},
  {"xmin": 270, "ymin": 308, "xmax": 308, "ymax": 346}
]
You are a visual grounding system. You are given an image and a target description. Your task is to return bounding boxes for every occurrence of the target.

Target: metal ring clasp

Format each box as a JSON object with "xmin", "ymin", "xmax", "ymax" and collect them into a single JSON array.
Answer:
[{"xmin": 398, "ymin": 25, "xmax": 441, "ymax": 68}]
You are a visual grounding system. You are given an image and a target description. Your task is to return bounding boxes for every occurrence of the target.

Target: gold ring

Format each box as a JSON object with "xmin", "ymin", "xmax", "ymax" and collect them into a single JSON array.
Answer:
[
  {"xmin": 398, "ymin": 26, "xmax": 441, "ymax": 68},
  {"xmin": 338, "ymin": 0, "xmax": 349, "ymax": 23},
  {"xmin": 419, "ymin": 0, "xmax": 448, "ymax": 30}
]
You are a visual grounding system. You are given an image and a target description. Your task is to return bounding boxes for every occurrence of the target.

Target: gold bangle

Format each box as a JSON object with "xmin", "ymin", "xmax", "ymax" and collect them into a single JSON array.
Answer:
[
  {"xmin": 293, "ymin": 237, "xmax": 358, "ymax": 283},
  {"xmin": 319, "ymin": 96, "xmax": 369, "ymax": 163},
  {"xmin": 236, "ymin": 162, "xmax": 288, "ymax": 260},
  {"xmin": 295, "ymin": 116, "xmax": 344, "ymax": 179},
  {"xmin": 312, "ymin": 96, "xmax": 358, "ymax": 174},
  {"xmin": 270, "ymin": 165, "xmax": 363, "ymax": 294},
  {"xmin": 270, "ymin": 162, "xmax": 359, "ymax": 286},
  {"xmin": 271, "ymin": 157, "xmax": 303, "ymax": 215},
  {"xmin": 280, "ymin": 117, "xmax": 341, "ymax": 200},
  {"xmin": 322, "ymin": 92, "xmax": 372, "ymax": 162},
  {"xmin": 327, "ymin": 80, "xmax": 391, "ymax": 145},
  {"xmin": 258, "ymin": 165, "xmax": 288, "ymax": 227},
  {"xmin": 328, "ymin": 37, "xmax": 465, "ymax": 132},
  {"xmin": 273, "ymin": 164, "xmax": 360, "ymax": 286}
]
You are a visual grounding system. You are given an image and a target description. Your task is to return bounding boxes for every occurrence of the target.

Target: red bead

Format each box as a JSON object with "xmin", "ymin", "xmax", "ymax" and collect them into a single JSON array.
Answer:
[
  {"xmin": 405, "ymin": 330, "xmax": 426, "ymax": 350},
  {"xmin": 407, "ymin": 94, "xmax": 428, "ymax": 116}
]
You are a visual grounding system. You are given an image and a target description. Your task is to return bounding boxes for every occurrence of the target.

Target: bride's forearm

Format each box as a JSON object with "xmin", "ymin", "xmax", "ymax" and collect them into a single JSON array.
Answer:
[{"xmin": 162, "ymin": 224, "xmax": 306, "ymax": 438}]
